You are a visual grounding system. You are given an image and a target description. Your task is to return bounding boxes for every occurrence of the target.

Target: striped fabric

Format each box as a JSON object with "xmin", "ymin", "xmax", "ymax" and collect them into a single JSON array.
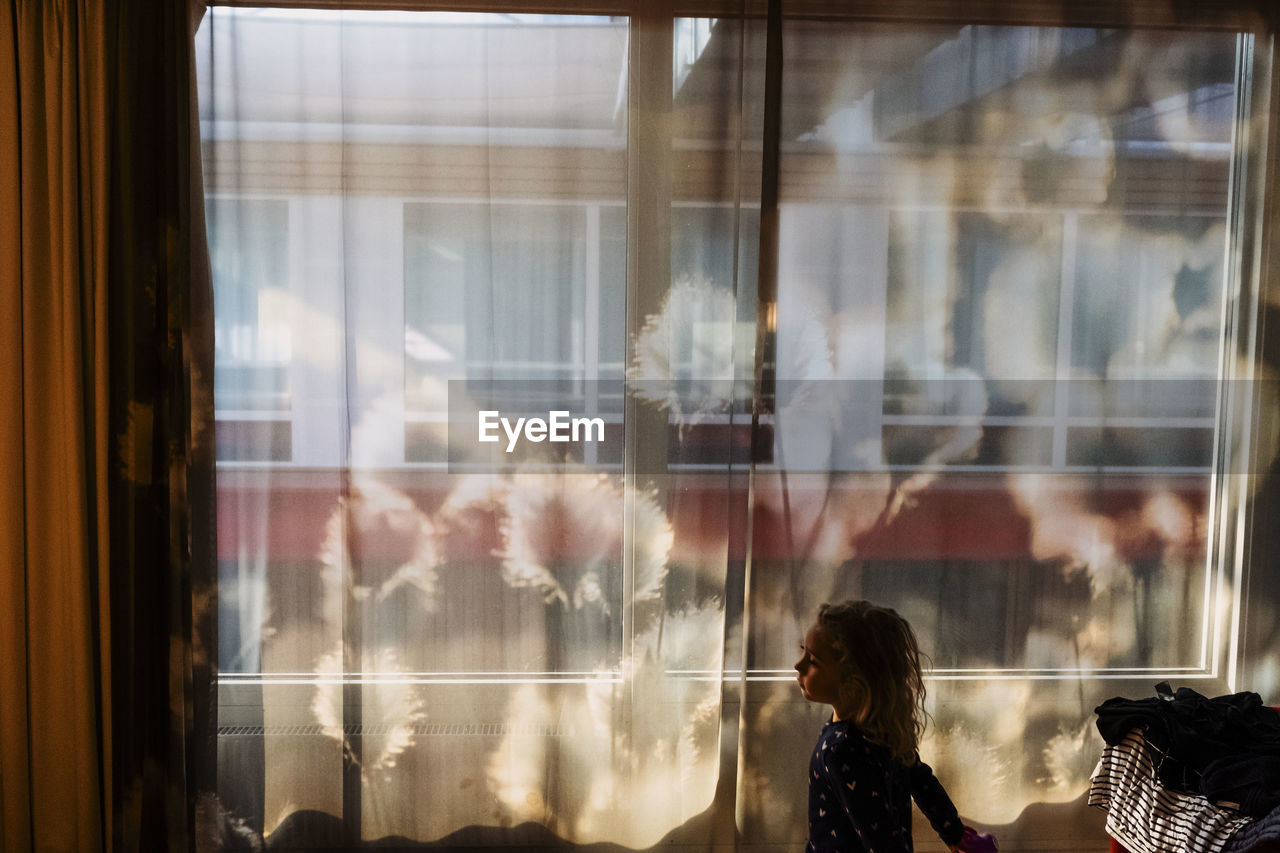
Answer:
[{"xmin": 1089, "ymin": 729, "xmax": 1252, "ymax": 853}]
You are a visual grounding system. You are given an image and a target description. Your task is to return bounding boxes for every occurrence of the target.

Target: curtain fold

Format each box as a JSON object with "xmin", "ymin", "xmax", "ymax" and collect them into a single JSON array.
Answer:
[
  {"xmin": 1, "ymin": 3, "xmax": 112, "ymax": 849},
  {"xmin": 1, "ymin": 1, "xmax": 215, "ymax": 850}
]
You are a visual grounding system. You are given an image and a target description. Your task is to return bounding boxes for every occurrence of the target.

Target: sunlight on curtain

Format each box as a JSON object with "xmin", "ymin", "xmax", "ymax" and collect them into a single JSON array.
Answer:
[
  {"xmin": 198, "ymin": 7, "xmax": 1268, "ymax": 852},
  {"xmin": 735, "ymin": 21, "xmax": 1263, "ymax": 848}
]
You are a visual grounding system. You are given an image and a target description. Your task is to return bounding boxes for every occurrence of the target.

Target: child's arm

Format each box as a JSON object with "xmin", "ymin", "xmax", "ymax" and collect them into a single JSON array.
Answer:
[{"xmin": 907, "ymin": 757, "xmax": 966, "ymax": 850}]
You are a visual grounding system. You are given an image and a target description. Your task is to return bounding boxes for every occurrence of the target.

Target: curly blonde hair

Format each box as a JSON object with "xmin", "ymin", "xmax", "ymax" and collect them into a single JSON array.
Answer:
[{"xmin": 816, "ymin": 600, "xmax": 929, "ymax": 764}]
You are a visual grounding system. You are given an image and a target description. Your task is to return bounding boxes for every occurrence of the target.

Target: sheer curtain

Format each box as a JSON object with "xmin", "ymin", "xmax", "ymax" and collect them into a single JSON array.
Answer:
[
  {"xmin": 199, "ymin": 6, "xmax": 758, "ymax": 848},
  {"xmin": 734, "ymin": 17, "xmax": 1272, "ymax": 847},
  {"xmin": 197, "ymin": 3, "xmax": 1279, "ymax": 851}
]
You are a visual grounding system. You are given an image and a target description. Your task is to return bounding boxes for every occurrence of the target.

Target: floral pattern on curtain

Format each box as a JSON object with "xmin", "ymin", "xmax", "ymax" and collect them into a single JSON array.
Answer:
[{"xmin": 108, "ymin": 1, "xmax": 219, "ymax": 849}]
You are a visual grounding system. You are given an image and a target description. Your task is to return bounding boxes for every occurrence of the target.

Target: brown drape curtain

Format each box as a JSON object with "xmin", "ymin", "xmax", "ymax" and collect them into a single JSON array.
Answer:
[
  {"xmin": 0, "ymin": 2, "xmax": 215, "ymax": 851},
  {"xmin": 0, "ymin": 3, "xmax": 110, "ymax": 848}
]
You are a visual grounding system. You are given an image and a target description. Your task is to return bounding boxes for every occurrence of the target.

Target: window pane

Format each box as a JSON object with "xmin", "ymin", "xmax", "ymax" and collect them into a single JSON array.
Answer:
[
  {"xmin": 404, "ymin": 203, "xmax": 588, "ymax": 410},
  {"xmin": 208, "ymin": 197, "xmax": 292, "ymax": 462}
]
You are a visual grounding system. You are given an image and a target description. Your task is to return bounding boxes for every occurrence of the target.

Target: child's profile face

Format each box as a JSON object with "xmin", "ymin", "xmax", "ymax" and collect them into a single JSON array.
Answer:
[{"xmin": 794, "ymin": 625, "xmax": 843, "ymax": 709}]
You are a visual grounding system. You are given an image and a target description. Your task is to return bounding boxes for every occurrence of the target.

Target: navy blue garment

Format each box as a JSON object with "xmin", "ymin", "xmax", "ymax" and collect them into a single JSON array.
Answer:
[
  {"xmin": 807, "ymin": 718, "xmax": 965, "ymax": 853},
  {"xmin": 1223, "ymin": 801, "xmax": 1280, "ymax": 853},
  {"xmin": 1202, "ymin": 753, "xmax": 1280, "ymax": 818},
  {"xmin": 1095, "ymin": 682, "xmax": 1280, "ymax": 815}
]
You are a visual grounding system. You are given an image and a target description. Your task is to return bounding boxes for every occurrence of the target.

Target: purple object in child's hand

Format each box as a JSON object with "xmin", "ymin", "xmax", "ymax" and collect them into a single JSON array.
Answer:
[{"xmin": 958, "ymin": 826, "xmax": 998, "ymax": 853}]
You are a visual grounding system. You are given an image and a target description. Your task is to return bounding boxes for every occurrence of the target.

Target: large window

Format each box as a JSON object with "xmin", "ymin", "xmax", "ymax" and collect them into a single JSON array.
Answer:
[{"xmin": 199, "ymin": 8, "xmax": 1272, "ymax": 850}]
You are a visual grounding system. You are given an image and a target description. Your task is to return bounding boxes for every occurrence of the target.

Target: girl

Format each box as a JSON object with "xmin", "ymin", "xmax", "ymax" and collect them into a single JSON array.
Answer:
[{"xmin": 795, "ymin": 600, "xmax": 968, "ymax": 853}]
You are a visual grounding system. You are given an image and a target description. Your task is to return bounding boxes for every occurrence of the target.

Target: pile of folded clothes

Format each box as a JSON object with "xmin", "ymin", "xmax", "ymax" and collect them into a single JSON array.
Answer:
[{"xmin": 1090, "ymin": 682, "xmax": 1280, "ymax": 853}]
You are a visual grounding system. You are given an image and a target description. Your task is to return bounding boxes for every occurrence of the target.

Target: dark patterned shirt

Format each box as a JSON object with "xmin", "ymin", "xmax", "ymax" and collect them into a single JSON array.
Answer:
[{"xmin": 807, "ymin": 718, "xmax": 964, "ymax": 853}]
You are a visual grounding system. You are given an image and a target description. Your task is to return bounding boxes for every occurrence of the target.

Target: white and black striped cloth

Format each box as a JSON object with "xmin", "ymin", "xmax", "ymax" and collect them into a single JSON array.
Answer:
[{"xmin": 1089, "ymin": 729, "xmax": 1253, "ymax": 853}]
